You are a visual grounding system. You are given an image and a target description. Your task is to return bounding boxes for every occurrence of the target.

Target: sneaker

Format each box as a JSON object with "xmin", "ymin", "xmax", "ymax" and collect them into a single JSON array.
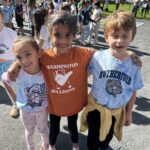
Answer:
[{"xmin": 10, "ymin": 106, "xmax": 19, "ymax": 118}]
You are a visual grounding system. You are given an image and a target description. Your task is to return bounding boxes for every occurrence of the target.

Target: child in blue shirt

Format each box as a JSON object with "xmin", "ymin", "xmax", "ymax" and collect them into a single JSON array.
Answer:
[{"xmin": 80, "ymin": 11, "xmax": 143, "ymax": 150}]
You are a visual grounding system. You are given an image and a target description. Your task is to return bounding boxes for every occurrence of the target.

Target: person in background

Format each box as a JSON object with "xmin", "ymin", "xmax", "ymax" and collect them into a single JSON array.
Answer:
[
  {"xmin": 33, "ymin": 8, "xmax": 51, "ymax": 51},
  {"xmin": 115, "ymin": 0, "xmax": 121, "ymax": 11},
  {"xmin": 28, "ymin": 0, "xmax": 36, "ymax": 36},
  {"xmin": 88, "ymin": 0, "xmax": 102, "ymax": 45},
  {"xmin": 0, "ymin": 8, "xmax": 18, "ymax": 118},
  {"xmin": 59, "ymin": 1, "xmax": 71, "ymax": 12},
  {"xmin": 132, "ymin": 0, "xmax": 140, "ymax": 17},
  {"xmin": 15, "ymin": 0, "xmax": 24, "ymax": 35},
  {"xmin": 69, "ymin": 0, "xmax": 77, "ymax": 17},
  {"xmin": 79, "ymin": 0, "xmax": 96, "ymax": 45},
  {"xmin": 0, "ymin": 0, "xmax": 14, "ymax": 29},
  {"xmin": 48, "ymin": 1, "xmax": 55, "ymax": 15}
]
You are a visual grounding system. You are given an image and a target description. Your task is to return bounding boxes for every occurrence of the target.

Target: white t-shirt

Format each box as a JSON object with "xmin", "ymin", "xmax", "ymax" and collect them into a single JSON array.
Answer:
[
  {"xmin": 71, "ymin": 4, "xmax": 77, "ymax": 16},
  {"xmin": 40, "ymin": 25, "xmax": 51, "ymax": 50},
  {"xmin": 92, "ymin": 8, "xmax": 102, "ymax": 21},
  {"xmin": 2, "ymin": 69, "xmax": 48, "ymax": 112},
  {"xmin": 0, "ymin": 26, "xmax": 17, "ymax": 61}
]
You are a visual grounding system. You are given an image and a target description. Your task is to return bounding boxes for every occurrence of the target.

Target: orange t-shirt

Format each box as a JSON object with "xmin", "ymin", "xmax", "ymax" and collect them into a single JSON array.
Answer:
[{"xmin": 40, "ymin": 46, "xmax": 92, "ymax": 116}]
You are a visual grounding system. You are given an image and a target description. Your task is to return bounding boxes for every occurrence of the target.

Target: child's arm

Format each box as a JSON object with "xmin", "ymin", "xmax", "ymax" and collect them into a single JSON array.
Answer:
[
  {"xmin": 3, "ymin": 81, "xmax": 16, "ymax": 103},
  {"xmin": 7, "ymin": 61, "xmax": 20, "ymax": 81},
  {"xmin": 2, "ymin": 73, "xmax": 16, "ymax": 103},
  {"xmin": 128, "ymin": 51, "xmax": 142, "ymax": 67},
  {"xmin": 38, "ymin": 39, "xmax": 44, "ymax": 51},
  {"xmin": 125, "ymin": 91, "xmax": 136, "ymax": 126}
]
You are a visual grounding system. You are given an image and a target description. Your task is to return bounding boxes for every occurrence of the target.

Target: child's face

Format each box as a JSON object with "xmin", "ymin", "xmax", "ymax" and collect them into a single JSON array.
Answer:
[
  {"xmin": 105, "ymin": 28, "xmax": 133, "ymax": 55},
  {"xmin": 50, "ymin": 23, "xmax": 73, "ymax": 54},
  {"xmin": 13, "ymin": 42, "xmax": 41, "ymax": 74}
]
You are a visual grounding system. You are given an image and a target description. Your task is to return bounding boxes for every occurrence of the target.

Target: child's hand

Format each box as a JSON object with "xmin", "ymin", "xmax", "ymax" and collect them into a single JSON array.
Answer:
[
  {"xmin": 125, "ymin": 111, "xmax": 132, "ymax": 126},
  {"xmin": 7, "ymin": 62, "xmax": 20, "ymax": 81},
  {"xmin": 128, "ymin": 51, "xmax": 142, "ymax": 67}
]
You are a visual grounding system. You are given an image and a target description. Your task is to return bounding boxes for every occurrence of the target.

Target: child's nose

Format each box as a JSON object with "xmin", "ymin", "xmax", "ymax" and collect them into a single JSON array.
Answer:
[
  {"xmin": 21, "ymin": 57, "xmax": 28, "ymax": 65},
  {"xmin": 117, "ymin": 37, "xmax": 122, "ymax": 43},
  {"xmin": 60, "ymin": 36, "xmax": 67, "ymax": 44}
]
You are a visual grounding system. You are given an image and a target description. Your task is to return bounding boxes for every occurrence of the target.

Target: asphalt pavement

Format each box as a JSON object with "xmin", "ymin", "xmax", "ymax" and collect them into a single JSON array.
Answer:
[{"xmin": 0, "ymin": 18, "xmax": 150, "ymax": 150}]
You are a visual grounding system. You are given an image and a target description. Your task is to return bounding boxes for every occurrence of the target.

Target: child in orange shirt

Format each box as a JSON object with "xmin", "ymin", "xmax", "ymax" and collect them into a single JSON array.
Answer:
[{"xmin": 7, "ymin": 11, "xmax": 93, "ymax": 150}]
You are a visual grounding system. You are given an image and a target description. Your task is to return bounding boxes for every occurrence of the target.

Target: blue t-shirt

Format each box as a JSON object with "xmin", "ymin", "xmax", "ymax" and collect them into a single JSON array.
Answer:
[
  {"xmin": 0, "ymin": 6, "xmax": 13, "ymax": 23},
  {"xmin": 88, "ymin": 50, "xmax": 143, "ymax": 109},
  {"xmin": 2, "ymin": 69, "xmax": 48, "ymax": 112}
]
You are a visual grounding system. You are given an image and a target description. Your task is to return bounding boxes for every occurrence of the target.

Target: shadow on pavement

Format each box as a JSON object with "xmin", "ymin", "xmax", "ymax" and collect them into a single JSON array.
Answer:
[
  {"xmin": 133, "ymin": 97, "xmax": 150, "ymax": 126},
  {"xmin": 135, "ymin": 97, "xmax": 150, "ymax": 111},
  {"xmin": 0, "ymin": 85, "xmax": 12, "ymax": 106},
  {"xmin": 132, "ymin": 111, "xmax": 150, "ymax": 125}
]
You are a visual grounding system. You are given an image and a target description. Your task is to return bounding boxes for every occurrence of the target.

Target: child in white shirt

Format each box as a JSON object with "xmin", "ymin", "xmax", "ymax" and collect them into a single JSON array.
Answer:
[{"xmin": 2, "ymin": 36, "xmax": 49, "ymax": 150}]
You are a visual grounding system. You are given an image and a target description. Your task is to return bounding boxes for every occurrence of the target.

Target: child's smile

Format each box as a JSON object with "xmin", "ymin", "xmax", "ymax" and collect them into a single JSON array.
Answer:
[
  {"xmin": 13, "ymin": 42, "xmax": 41, "ymax": 75},
  {"xmin": 105, "ymin": 28, "xmax": 133, "ymax": 57}
]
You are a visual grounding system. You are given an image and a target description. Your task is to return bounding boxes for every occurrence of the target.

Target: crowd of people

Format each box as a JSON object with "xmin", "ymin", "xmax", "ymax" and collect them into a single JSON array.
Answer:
[{"xmin": 0, "ymin": 0, "xmax": 144, "ymax": 150}]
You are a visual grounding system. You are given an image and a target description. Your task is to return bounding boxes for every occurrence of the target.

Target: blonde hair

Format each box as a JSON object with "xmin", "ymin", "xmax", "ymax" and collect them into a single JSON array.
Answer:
[
  {"xmin": 13, "ymin": 36, "xmax": 39, "ymax": 52},
  {"xmin": 104, "ymin": 11, "xmax": 136, "ymax": 40}
]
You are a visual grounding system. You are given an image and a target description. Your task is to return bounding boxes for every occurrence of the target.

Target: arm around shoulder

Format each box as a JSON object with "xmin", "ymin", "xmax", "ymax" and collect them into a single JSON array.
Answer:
[{"xmin": 7, "ymin": 61, "xmax": 20, "ymax": 81}]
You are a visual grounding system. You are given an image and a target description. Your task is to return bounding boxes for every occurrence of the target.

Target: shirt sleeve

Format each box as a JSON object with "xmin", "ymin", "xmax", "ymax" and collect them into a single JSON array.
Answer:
[
  {"xmin": 133, "ymin": 66, "xmax": 144, "ymax": 91},
  {"xmin": 88, "ymin": 55, "xmax": 95, "ymax": 74}
]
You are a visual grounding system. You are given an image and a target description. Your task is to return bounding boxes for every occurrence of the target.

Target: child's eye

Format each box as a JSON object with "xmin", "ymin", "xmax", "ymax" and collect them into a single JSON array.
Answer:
[
  {"xmin": 123, "ymin": 35, "xmax": 128, "ymax": 39},
  {"xmin": 113, "ymin": 35, "xmax": 119, "ymax": 39},
  {"xmin": 26, "ymin": 53, "xmax": 32, "ymax": 56},
  {"xmin": 54, "ymin": 33, "xmax": 60, "ymax": 38},
  {"xmin": 16, "ymin": 55, "xmax": 21, "ymax": 60},
  {"xmin": 65, "ymin": 33, "xmax": 71, "ymax": 38}
]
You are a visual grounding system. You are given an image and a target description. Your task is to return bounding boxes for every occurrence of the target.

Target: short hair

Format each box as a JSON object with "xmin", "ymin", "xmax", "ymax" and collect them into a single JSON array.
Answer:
[
  {"xmin": 13, "ymin": 36, "xmax": 39, "ymax": 52},
  {"xmin": 104, "ymin": 11, "xmax": 136, "ymax": 40},
  {"xmin": 93, "ymin": 1, "xmax": 101, "ymax": 7},
  {"xmin": 48, "ymin": 11, "xmax": 77, "ymax": 37},
  {"xmin": 59, "ymin": 2, "xmax": 71, "ymax": 12}
]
